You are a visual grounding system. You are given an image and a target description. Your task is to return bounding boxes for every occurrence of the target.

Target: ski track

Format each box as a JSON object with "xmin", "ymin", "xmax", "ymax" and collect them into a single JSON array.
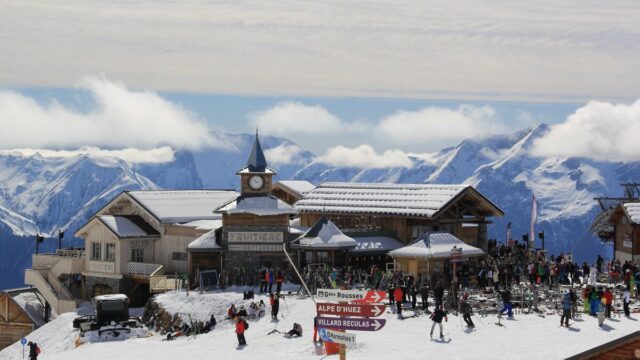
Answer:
[{"xmin": 1, "ymin": 290, "xmax": 638, "ymax": 360}]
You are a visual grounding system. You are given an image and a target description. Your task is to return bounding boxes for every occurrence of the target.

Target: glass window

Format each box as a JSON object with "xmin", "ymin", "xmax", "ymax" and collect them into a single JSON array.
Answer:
[
  {"xmin": 172, "ymin": 252, "xmax": 187, "ymax": 262},
  {"xmin": 105, "ymin": 243, "xmax": 116, "ymax": 262},
  {"xmin": 91, "ymin": 242, "xmax": 102, "ymax": 261},
  {"xmin": 130, "ymin": 248, "xmax": 144, "ymax": 263}
]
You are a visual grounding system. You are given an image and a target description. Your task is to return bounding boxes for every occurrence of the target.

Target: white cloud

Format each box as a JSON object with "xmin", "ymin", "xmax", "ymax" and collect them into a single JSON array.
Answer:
[
  {"xmin": 0, "ymin": 76, "xmax": 218, "ymax": 150},
  {"xmin": 264, "ymin": 144, "xmax": 305, "ymax": 166},
  {"xmin": 375, "ymin": 105, "xmax": 507, "ymax": 150},
  {"xmin": 530, "ymin": 99, "xmax": 640, "ymax": 161},
  {"xmin": 315, "ymin": 145, "xmax": 413, "ymax": 169},
  {"xmin": 250, "ymin": 102, "xmax": 346, "ymax": 136},
  {"xmin": 1, "ymin": 1, "xmax": 638, "ymax": 101},
  {"xmin": 0, "ymin": 147, "xmax": 176, "ymax": 164}
]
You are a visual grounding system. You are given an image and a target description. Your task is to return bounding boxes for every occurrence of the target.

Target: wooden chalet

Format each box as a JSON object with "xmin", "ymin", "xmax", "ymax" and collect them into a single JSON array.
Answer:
[
  {"xmin": 294, "ymin": 182, "xmax": 503, "ymax": 269},
  {"xmin": 0, "ymin": 292, "xmax": 36, "ymax": 350},
  {"xmin": 566, "ymin": 330, "xmax": 640, "ymax": 360},
  {"xmin": 271, "ymin": 180, "xmax": 316, "ymax": 205},
  {"xmin": 609, "ymin": 202, "xmax": 640, "ymax": 262}
]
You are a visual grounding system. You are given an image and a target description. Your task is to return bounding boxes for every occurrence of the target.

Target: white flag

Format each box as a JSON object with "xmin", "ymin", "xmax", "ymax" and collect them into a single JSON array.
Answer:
[{"xmin": 530, "ymin": 194, "xmax": 537, "ymax": 247}]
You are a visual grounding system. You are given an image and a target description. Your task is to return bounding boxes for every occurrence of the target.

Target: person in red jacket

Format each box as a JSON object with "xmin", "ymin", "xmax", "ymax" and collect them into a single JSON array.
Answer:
[
  {"xmin": 393, "ymin": 285, "xmax": 404, "ymax": 318},
  {"xmin": 603, "ymin": 288, "xmax": 614, "ymax": 318},
  {"xmin": 236, "ymin": 317, "xmax": 247, "ymax": 346},
  {"xmin": 276, "ymin": 271, "xmax": 284, "ymax": 294}
]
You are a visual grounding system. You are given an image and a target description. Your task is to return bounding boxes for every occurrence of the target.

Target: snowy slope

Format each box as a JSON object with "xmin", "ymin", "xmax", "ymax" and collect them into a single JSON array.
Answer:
[{"xmin": 1, "ymin": 290, "xmax": 638, "ymax": 360}]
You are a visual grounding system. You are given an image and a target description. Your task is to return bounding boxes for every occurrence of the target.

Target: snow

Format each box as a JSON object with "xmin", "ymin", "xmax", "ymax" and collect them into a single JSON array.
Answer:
[
  {"xmin": 216, "ymin": 194, "xmax": 299, "ymax": 216},
  {"xmin": 176, "ymin": 219, "xmax": 223, "ymax": 231},
  {"xmin": 293, "ymin": 218, "xmax": 357, "ymax": 249},
  {"xmin": 128, "ymin": 190, "xmax": 239, "ymax": 222},
  {"xmin": 390, "ymin": 232, "xmax": 484, "ymax": 259},
  {"xmin": 624, "ymin": 203, "xmax": 640, "ymax": 224},
  {"xmin": 5, "ymin": 289, "xmax": 640, "ymax": 360},
  {"xmin": 275, "ymin": 181, "xmax": 316, "ymax": 196},
  {"xmin": 98, "ymin": 216, "xmax": 157, "ymax": 238},
  {"xmin": 296, "ymin": 182, "xmax": 468, "ymax": 217},
  {"xmin": 351, "ymin": 236, "xmax": 404, "ymax": 253},
  {"xmin": 10, "ymin": 290, "xmax": 55, "ymax": 327},
  {"xmin": 187, "ymin": 230, "xmax": 221, "ymax": 251},
  {"xmin": 95, "ymin": 294, "xmax": 128, "ymax": 301}
]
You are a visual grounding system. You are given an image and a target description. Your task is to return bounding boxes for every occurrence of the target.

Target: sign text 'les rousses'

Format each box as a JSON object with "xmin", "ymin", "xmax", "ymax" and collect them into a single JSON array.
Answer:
[
  {"xmin": 316, "ymin": 289, "xmax": 386, "ymax": 303},
  {"xmin": 318, "ymin": 328, "xmax": 356, "ymax": 346},
  {"xmin": 316, "ymin": 303, "xmax": 386, "ymax": 317},
  {"xmin": 317, "ymin": 316, "xmax": 386, "ymax": 332}
]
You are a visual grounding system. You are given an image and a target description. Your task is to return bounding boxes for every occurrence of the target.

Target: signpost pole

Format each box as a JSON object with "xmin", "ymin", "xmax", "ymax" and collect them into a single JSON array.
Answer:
[
  {"xmin": 282, "ymin": 244, "xmax": 315, "ymax": 302},
  {"xmin": 20, "ymin": 338, "xmax": 26, "ymax": 359}
]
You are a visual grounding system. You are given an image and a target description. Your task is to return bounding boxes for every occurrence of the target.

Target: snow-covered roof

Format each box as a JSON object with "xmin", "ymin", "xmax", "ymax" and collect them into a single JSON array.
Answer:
[
  {"xmin": 623, "ymin": 203, "xmax": 640, "ymax": 224},
  {"xmin": 274, "ymin": 181, "xmax": 316, "ymax": 197},
  {"xmin": 188, "ymin": 230, "xmax": 222, "ymax": 252},
  {"xmin": 176, "ymin": 219, "xmax": 224, "ymax": 231},
  {"xmin": 389, "ymin": 232, "xmax": 484, "ymax": 259},
  {"xmin": 98, "ymin": 215, "xmax": 159, "ymax": 238},
  {"xmin": 127, "ymin": 190, "xmax": 239, "ymax": 223},
  {"xmin": 295, "ymin": 182, "xmax": 471, "ymax": 217},
  {"xmin": 216, "ymin": 194, "xmax": 298, "ymax": 216},
  {"xmin": 292, "ymin": 217, "xmax": 357, "ymax": 250},
  {"xmin": 350, "ymin": 236, "xmax": 405, "ymax": 253}
]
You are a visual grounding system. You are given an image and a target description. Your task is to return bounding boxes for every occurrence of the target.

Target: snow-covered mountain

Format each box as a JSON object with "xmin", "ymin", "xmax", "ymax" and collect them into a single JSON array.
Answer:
[
  {"xmin": 0, "ymin": 125, "xmax": 635, "ymax": 289},
  {"xmin": 295, "ymin": 124, "xmax": 638, "ymax": 262}
]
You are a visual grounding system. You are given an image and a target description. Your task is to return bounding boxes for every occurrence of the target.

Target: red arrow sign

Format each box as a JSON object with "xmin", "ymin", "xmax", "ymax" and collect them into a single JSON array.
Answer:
[
  {"xmin": 316, "ymin": 303, "xmax": 386, "ymax": 317},
  {"xmin": 351, "ymin": 290, "xmax": 386, "ymax": 304}
]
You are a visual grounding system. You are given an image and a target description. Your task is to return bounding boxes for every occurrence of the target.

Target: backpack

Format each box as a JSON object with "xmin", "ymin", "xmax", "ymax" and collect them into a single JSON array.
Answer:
[
  {"xmin": 36, "ymin": 347, "xmax": 41, "ymax": 355},
  {"xmin": 243, "ymin": 319, "xmax": 249, "ymax": 330}
]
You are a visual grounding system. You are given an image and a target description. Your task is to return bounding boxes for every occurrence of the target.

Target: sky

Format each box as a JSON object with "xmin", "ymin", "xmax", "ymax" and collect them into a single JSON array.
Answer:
[{"xmin": 0, "ymin": 1, "xmax": 639, "ymax": 166}]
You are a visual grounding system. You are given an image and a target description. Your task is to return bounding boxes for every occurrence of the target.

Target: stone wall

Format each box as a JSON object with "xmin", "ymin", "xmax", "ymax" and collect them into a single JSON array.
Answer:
[{"xmin": 83, "ymin": 275, "xmax": 121, "ymax": 298}]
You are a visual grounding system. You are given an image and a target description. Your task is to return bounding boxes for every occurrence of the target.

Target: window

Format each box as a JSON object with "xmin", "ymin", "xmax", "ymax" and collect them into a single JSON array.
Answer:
[
  {"xmin": 172, "ymin": 252, "xmax": 187, "ymax": 262},
  {"xmin": 105, "ymin": 243, "xmax": 116, "ymax": 262},
  {"xmin": 130, "ymin": 248, "xmax": 144, "ymax": 263},
  {"xmin": 91, "ymin": 242, "xmax": 102, "ymax": 261}
]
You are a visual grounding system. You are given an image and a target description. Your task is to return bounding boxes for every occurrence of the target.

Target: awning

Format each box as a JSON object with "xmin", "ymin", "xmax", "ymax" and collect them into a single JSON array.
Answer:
[
  {"xmin": 290, "ymin": 216, "xmax": 357, "ymax": 250},
  {"xmin": 389, "ymin": 232, "xmax": 484, "ymax": 260}
]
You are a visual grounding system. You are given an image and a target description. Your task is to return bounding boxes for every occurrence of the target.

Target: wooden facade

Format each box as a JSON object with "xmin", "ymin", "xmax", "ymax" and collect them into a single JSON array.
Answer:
[
  {"xmin": 0, "ymin": 292, "xmax": 35, "ymax": 351},
  {"xmin": 610, "ymin": 204, "xmax": 640, "ymax": 262},
  {"xmin": 567, "ymin": 331, "xmax": 640, "ymax": 360}
]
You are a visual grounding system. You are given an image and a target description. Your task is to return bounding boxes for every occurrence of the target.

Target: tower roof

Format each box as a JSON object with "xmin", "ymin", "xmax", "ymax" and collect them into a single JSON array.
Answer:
[{"xmin": 237, "ymin": 133, "xmax": 276, "ymax": 174}]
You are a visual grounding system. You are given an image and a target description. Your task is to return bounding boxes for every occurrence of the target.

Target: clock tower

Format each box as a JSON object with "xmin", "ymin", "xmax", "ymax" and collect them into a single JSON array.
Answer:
[{"xmin": 237, "ymin": 132, "xmax": 275, "ymax": 195}]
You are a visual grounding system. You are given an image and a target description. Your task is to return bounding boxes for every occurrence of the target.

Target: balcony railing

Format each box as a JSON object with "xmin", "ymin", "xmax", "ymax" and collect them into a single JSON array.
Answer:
[{"xmin": 127, "ymin": 262, "xmax": 163, "ymax": 277}]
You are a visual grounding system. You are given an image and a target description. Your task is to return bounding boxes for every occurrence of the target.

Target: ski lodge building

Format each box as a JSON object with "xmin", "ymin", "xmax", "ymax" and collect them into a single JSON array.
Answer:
[
  {"xmin": 24, "ymin": 133, "xmax": 503, "ymax": 307},
  {"xmin": 608, "ymin": 202, "xmax": 640, "ymax": 262}
]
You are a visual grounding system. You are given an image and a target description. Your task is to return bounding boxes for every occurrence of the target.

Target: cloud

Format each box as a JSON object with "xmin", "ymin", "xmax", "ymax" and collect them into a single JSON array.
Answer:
[
  {"xmin": 0, "ymin": 147, "xmax": 176, "ymax": 164},
  {"xmin": 264, "ymin": 144, "xmax": 305, "ymax": 166},
  {"xmin": 530, "ymin": 99, "xmax": 640, "ymax": 161},
  {"xmin": 0, "ymin": 76, "xmax": 219, "ymax": 150},
  {"xmin": 315, "ymin": 145, "xmax": 413, "ymax": 169},
  {"xmin": 375, "ymin": 105, "xmax": 507, "ymax": 150}
]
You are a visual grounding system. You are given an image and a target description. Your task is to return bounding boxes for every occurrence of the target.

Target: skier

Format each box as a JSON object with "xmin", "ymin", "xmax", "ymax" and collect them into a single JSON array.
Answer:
[
  {"xmin": 623, "ymin": 287, "xmax": 631, "ymax": 317},
  {"xmin": 27, "ymin": 341, "xmax": 40, "ymax": 360},
  {"xmin": 429, "ymin": 305, "xmax": 448, "ymax": 339},
  {"xmin": 313, "ymin": 315, "xmax": 319, "ymax": 343},
  {"xmin": 271, "ymin": 294, "xmax": 280, "ymax": 320},
  {"xmin": 560, "ymin": 290, "xmax": 571, "ymax": 327},
  {"xmin": 569, "ymin": 289, "xmax": 578, "ymax": 318},
  {"xmin": 603, "ymin": 288, "xmax": 613, "ymax": 318},
  {"xmin": 596, "ymin": 296, "xmax": 606, "ymax": 327},
  {"xmin": 394, "ymin": 285, "xmax": 404, "ymax": 318},
  {"xmin": 276, "ymin": 271, "xmax": 284, "ymax": 294},
  {"xmin": 420, "ymin": 284, "xmax": 429, "ymax": 312},
  {"xmin": 258, "ymin": 300, "xmax": 266, "ymax": 317},
  {"xmin": 227, "ymin": 304, "xmax": 237, "ymax": 319},
  {"xmin": 286, "ymin": 323, "xmax": 303, "ymax": 337},
  {"xmin": 236, "ymin": 317, "xmax": 248, "ymax": 346},
  {"xmin": 460, "ymin": 292, "xmax": 474, "ymax": 328},
  {"xmin": 433, "ymin": 281, "xmax": 444, "ymax": 310},
  {"xmin": 499, "ymin": 288, "xmax": 513, "ymax": 318}
]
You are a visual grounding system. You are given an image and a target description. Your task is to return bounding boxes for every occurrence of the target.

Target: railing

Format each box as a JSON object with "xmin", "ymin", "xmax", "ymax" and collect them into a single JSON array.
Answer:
[
  {"xmin": 32, "ymin": 252, "xmax": 85, "ymax": 276},
  {"xmin": 25, "ymin": 269, "xmax": 77, "ymax": 314},
  {"xmin": 150, "ymin": 275, "xmax": 184, "ymax": 294},
  {"xmin": 127, "ymin": 262, "xmax": 163, "ymax": 277}
]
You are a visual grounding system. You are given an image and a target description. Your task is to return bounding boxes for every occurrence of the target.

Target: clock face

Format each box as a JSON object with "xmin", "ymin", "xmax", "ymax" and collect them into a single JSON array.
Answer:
[{"xmin": 249, "ymin": 175, "xmax": 264, "ymax": 190}]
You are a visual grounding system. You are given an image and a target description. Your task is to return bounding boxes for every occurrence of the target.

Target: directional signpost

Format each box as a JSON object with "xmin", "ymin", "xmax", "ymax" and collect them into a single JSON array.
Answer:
[
  {"xmin": 21, "ymin": 338, "xmax": 27, "ymax": 359},
  {"xmin": 317, "ymin": 316, "xmax": 386, "ymax": 331},
  {"xmin": 317, "ymin": 288, "xmax": 387, "ymax": 360},
  {"xmin": 318, "ymin": 328, "xmax": 357, "ymax": 346},
  {"xmin": 317, "ymin": 303, "xmax": 386, "ymax": 317}
]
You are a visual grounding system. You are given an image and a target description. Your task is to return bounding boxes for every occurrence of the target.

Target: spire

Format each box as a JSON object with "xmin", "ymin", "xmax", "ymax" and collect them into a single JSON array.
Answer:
[{"xmin": 245, "ymin": 132, "xmax": 269, "ymax": 172}]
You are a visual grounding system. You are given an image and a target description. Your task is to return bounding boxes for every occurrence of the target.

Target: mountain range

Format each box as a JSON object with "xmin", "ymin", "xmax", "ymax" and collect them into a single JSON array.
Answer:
[{"xmin": 1, "ymin": 125, "xmax": 635, "ymax": 290}]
